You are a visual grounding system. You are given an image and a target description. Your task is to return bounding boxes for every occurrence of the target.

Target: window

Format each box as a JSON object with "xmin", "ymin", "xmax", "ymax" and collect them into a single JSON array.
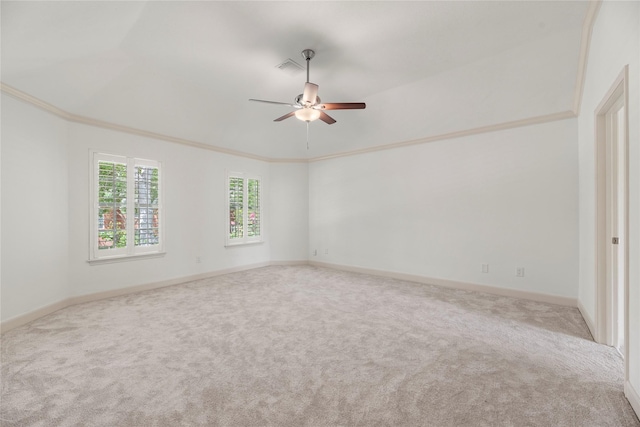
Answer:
[
  {"xmin": 90, "ymin": 152, "xmax": 163, "ymax": 261},
  {"xmin": 226, "ymin": 172, "xmax": 262, "ymax": 245}
]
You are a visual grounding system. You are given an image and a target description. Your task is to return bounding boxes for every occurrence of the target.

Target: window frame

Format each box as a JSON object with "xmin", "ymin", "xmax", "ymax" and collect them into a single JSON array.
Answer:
[
  {"xmin": 89, "ymin": 151, "xmax": 164, "ymax": 262},
  {"xmin": 225, "ymin": 171, "xmax": 263, "ymax": 246}
]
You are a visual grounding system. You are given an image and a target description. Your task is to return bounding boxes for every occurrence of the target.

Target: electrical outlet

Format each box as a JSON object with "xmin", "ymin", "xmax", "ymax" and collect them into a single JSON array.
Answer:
[
  {"xmin": 481, "ymin": 264, "xmax": 489, "ymax": 273},
  {"xmin": 324, "ymin": 249, "xmax": 329, "ymax": 255},
  {"xmin": 313, "ymin": 249, "xmax": 317, "ymax": 256},
  {"xmin": 196, "ymin": 256, "xmax": 201, "ymax": 264},
  {"xmin": 516, "ymin": 267, "xmax": 525, "ymax": 277}
]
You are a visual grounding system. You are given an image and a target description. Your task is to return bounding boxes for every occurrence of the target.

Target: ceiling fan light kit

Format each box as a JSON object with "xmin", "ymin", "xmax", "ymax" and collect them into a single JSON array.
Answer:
[
  {"xmin": 295, "ymin": 108, "xmax": 321, "ymax": 122},
  {"xmin": 249, "ymin": 48, "xmax": 366, "ymax": 132}
]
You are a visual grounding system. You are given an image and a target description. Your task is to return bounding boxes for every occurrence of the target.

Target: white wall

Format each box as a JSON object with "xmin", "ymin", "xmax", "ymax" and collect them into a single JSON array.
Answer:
[
  {"xmin": 1, "ymin": 94, "xmax": 70, "ymax": 321},
  {"xmin": 66, "ymin": 123, "xmax": 273, "ymax": 297},
  {"xmin": 577, "ymin": 0, "xmax": 640, "ymax": 406},
  {"xmin": 269, "ymin": 162, "xmax": 309, "ymax": 262},
  {"xmin": 309, "ymin": 119, "xmax": 579, "ymax": 298},
  {"xmin": 1, "ymin": 95, "xmax": 309, "ymax": 322}
]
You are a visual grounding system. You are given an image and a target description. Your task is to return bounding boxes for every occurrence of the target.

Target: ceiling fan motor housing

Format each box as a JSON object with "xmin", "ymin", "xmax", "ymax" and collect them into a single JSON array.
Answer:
[{"xmin": 295, "ymin": 94, "xmax": 320, "ymax": 106}]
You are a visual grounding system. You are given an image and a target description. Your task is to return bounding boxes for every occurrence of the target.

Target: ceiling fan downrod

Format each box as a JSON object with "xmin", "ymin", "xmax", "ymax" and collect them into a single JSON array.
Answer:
[{"xmin": 301, "ymin": 49, "xmax": 315, "ymax": 84}]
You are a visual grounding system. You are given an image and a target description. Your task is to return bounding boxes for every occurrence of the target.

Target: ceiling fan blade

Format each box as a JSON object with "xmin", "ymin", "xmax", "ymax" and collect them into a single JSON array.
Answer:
[
  {"xmin": 319, "ymin": 111, "xmax": 336, "ymax": 125},
  {"xmin": 274, "ymin": 111, "xmax": 296, "ymax": 122},
  {"xmin": 249, "ymin": 99, "xmax": 299, "ymax": 108},
  {"xmin": 302, "ymin": 83, "xmax": 319, "ymax": 105},
  {"xmin": 318, "ymin": 102, "xmax": 366, "ymax": 110}
]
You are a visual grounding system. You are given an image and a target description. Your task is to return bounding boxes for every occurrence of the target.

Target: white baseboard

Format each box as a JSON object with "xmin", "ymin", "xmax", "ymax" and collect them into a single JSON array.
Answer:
[
  {"xmin": 309, "ymin": 261, "xmax": 577, "ymax": 307},
  {"xmin": 0, "ymin": 299, "xmax": 70, "ymax": 335},
  {"xmin": 1, "ymin": 260, "xmax": 581, "ymax": 333},
  {"xmin": 577, "ymin": 298, "xmax": 596, "ymax": 340},
  {"xmin": 1, "ymin": 261, "xmax": 284, "ymax": 334},
  {"xmin": 69, "ymin": 261, "xmax": 275, "ymax": 306},
  {"xmin": 625, "ymin": 381, "xmax": 640, "ymax": 419},
  {"xmin": 269, "ymin": 260, "xmax": 309, "ymax": 266}
]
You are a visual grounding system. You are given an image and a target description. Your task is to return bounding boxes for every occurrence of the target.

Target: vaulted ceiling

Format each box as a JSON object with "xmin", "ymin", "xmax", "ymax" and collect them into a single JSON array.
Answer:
[{"xmin": 1, "ymin": 1, "xmax": 590, "ymax": 160}]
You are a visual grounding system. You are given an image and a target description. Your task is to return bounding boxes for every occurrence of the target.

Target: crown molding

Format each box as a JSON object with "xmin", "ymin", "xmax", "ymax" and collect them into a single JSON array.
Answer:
[
  {"xmin": 0, "ymin": 82, "xmax": 277, "ymax": 163},
  {"xmin": 308, "ymin": 110, "xmax": 576, "ymax": 162},
  {"xmin": 1, "ymin": 82, "xmax": 73, "ymax": 120},
  {"xmin": 1, "ymin": 87, "xmax": 576, "ymax": 165},
  {"xmin": 0, "ymin": 2, "xmax": 598, "ymax": 164},
  {"xmin": 572, "ymin": 0, "xmax": 602, "ymax": 115},
  {"xmin": 68, "ymin": 113, "xmax": 275, "ymax": 162}
]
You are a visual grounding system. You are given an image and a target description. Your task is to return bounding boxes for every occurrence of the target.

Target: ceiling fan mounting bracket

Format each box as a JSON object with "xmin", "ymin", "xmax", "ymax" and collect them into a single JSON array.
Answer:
[{"xmin": 301, "ymin": 49, "xmax": 315, "ymax": 61}]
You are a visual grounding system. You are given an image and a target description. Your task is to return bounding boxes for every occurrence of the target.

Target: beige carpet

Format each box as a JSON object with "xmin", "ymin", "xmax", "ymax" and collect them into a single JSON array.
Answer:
[{"xmin": 1, "ymin": 265, "xmax": 638, "ymax": 426}]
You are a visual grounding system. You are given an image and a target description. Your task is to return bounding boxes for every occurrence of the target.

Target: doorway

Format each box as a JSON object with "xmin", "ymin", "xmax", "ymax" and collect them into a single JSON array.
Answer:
[
  {"xmin": 595, "ymin": 66, "xmax": 629, "ymax": 366},
  {"xmin": 607, "ymin": 100, "xmax": 626, "ymax": 356}
]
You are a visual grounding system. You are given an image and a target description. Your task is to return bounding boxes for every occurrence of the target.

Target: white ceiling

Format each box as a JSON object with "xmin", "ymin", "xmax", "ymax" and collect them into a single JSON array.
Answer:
[{"xmin": 1, "ymin": 1, "xmax": 589, "ymax": 160}]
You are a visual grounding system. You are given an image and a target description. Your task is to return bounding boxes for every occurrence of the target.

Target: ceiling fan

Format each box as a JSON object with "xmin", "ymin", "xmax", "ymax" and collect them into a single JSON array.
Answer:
[{"xmin": 249, "ymin": 49, "xmax": 366, "ymax": 125}]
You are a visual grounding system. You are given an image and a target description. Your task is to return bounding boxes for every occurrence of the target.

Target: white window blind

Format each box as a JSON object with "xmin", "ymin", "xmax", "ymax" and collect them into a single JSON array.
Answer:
[
  {"xmin": 229, "ymin": 177, "xmax": 244, "ymax": 240},
  {"xmin": 227, "ymin": 172, "xmax": 262, "ymax": 245},
  {"xmin": 247, "ymin": 178, "xmax": 261, "ymax": 238},
  {"xmin": 134, "ymin": 162, "xmax": 160, "ymax": 248},
  {"xmin": 97, "ymin": 158, "xmax": 128, "ymax": 255},
  {"xmin": 91, "ymin": 153, "xmax": 163, "ymax": 261}
]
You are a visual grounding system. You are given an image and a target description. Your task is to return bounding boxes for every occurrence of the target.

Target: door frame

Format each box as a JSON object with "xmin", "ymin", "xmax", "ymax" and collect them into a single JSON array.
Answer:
[{"xmin": 594, "ymin": 66, "xmax": 629, "ymax": 372}]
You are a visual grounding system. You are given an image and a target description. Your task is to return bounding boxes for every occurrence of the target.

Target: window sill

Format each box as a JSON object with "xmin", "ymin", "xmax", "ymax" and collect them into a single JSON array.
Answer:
[
  {"xmin": 88, "ymin": 252, "xmax": 166, "ymax": 265},
  {"xmin": 225, "ymin": 240, "xmax": 264, "ymax": 248}
]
